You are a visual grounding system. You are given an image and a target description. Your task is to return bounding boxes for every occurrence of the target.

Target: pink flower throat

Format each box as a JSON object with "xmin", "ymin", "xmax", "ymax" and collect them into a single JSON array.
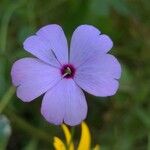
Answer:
[{"xmin": 61, "ymin": 64, "xmax": 76, "ymax": 79}]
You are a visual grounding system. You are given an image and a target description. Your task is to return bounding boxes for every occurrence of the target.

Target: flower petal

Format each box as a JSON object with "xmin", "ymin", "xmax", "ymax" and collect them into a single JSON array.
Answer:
[
  {"xmin": 70, "ymin": 25, "xmax": 113, "ymax": 67},
  {"xmin": 74, "ymin": 54, "xmax": 121, "ymax": 96},
  {"xmin": 41, "ymin": 79, "xmax": 87, "ymax": 126},
  {"xmin": 78, "ymin": 122, "xmax": 91, "ymax": 150},
  {"xmin": 23, "ymin": 36, "xmax": 60, "ymax": 67},
  {"xmin": 11, "ymin": 58, "xmax": 61, "ymax": 102},
  {"xmin": 61, "ymin": 124, "xmax": 74, "ymax": 150},
  {"xmin": 53, "ymin": 137, "xmax": 66, "ymax": 150},
  {"xmin": 23, "ymin": 24, "xmax": 68, "ymax": 67},
  {"xmin": 36, "ymin": 24, "xmax": 68, "ymax": 64},
  {"xmin": 93, "ymin": 145, "xmax": 101, "ymax": 150},
  {"xmin": 77, "ymin": 54, "xmax": 121, "ymax": 80},
  {"xmin": 75, "ymin": 74, "xmax": 119, "ymax": 97}
]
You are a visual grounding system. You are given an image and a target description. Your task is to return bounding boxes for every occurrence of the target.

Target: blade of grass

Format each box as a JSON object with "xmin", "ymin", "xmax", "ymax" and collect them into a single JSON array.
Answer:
[{"xmin": 0, "ymin": 86, "xmax": 15, "ymax": 113}]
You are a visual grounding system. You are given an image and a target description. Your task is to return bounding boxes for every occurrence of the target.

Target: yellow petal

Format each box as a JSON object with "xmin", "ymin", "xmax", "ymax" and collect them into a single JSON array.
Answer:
[
  {"xmin": 61, "ymin": 124, "xmax": 74, "ymax": 150},
  {"xmin": 77, "ymin": 122, "xmax": 91, "ymax": 150},
  {"xmin": 93, "ymin": 145, "xmax": 101, "ymax": 150},
  {"xmin": 53, "ymin": 137, "xmax": 66, "ymax": 150}
]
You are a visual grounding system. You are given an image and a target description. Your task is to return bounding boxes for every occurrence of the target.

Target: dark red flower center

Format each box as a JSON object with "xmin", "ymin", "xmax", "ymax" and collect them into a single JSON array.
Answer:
[{"xmin": 61, "ymin": 64, "xmax": 76, "ymax": 79}]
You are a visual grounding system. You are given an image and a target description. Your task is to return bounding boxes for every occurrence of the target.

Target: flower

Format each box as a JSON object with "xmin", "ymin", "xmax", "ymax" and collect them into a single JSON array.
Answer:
[
  {"xmin": 53, "ymin": 121, "xmax": 101, "ymax": 150},
  {"xmin": 11, "ymin": 24, "xmax": 121, "ymax": 126}
]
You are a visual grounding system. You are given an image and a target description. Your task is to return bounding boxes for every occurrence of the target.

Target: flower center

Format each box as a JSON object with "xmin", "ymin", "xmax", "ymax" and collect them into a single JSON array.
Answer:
[{"xmin": 61, "ymin": 64, "xmax": 75, "ymax": 79}]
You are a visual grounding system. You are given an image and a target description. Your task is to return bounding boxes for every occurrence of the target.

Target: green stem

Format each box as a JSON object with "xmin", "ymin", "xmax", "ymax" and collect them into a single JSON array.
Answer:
[
  {"xmin": 4, "ymin": 109, "xmax": 52, "ymax": 144},
  {"xmin": 0, "ymin": 87, "xmax": 52, "ymax": 144},
  {"xmin": 0, "ymin": 86, "xmax": 15, "ymax": 113}
]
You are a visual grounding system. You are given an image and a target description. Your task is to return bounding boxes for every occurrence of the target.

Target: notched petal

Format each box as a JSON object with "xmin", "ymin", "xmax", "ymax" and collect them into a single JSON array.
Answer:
[
  {"xmin": 41, "ymin": 79, "xmax": 87, "ymax": 126},
  {"xmin": 70, "ymin": 25, "xmax": 114, "ymax": 67},
  {"xmin": 11, "ymin": 58, "xmax": 61, "ymax": 102},
  {"xmin": 23, "ymin": 24, "xmax": 69, "ymax": 67}
]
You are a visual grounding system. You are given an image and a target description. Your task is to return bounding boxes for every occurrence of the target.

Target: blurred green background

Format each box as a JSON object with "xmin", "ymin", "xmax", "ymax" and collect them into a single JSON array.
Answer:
[{"xmin": 0, "ymin": 0, "xmax": 150, "ymax": 149}]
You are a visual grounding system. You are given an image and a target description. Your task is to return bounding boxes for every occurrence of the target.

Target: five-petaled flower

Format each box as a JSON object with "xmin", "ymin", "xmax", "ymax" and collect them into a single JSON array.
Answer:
[{"xmin": 11, "ymin": 24, "xmax": 121, "ymax": 126}]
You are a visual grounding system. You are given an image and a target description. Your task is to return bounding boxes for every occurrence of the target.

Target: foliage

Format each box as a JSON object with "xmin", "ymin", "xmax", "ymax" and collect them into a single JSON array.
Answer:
[{"xmin": 0, "ymin": 0, "xmax": 149, "ymax": 149}]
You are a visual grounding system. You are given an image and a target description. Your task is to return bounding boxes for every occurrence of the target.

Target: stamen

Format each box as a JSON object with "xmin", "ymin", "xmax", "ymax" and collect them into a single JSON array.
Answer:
[
  {"xmin": 62, "ymin": 72, "xmax": 69, "ymax": 78},
  {"xmin": 62, "ymin": 67, "xmax": 72, "ymax": 78},
  {"xmin": 61, "ymin": 64, "xmax": 75, "ymax": 79},
  {"xmin": 66, "ymin": 67, "xmax": 71, "ymax": 75}
]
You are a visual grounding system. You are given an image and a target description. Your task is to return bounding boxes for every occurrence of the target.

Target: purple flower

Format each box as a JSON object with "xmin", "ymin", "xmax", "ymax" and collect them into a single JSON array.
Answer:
[{"xmin": 11, "ymin": 24, "xmax": 121, "ymax": 126}]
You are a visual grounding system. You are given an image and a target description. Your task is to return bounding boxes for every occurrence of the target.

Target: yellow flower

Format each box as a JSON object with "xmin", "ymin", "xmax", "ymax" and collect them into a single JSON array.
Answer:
[{"xmin": 53, "ymin": 122, "xmax": 100, "ymax": 150}]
